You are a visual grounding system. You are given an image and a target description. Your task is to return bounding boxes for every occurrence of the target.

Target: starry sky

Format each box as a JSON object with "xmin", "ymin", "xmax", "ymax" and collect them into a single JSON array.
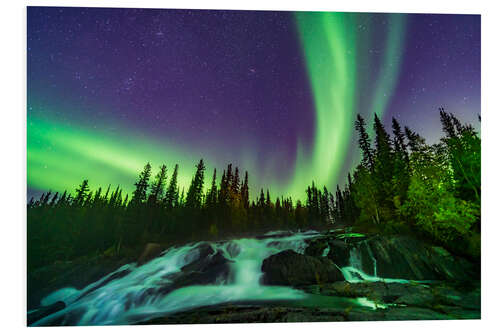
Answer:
[{"xmin": 27, "ymin": 7, "xmax": 480, "ymax": 201}]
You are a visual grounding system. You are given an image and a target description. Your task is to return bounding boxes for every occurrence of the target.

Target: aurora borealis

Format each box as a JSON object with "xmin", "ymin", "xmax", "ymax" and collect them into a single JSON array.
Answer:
[{"xmin": 27, "ymin": 7, "xmax": 480, "ymax": 200}]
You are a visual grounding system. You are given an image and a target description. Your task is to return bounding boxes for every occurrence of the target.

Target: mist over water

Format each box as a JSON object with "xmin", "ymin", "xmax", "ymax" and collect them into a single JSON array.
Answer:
[{"xmin": 33, "ymin": 230, "xmax": 394, "ymax": 326}]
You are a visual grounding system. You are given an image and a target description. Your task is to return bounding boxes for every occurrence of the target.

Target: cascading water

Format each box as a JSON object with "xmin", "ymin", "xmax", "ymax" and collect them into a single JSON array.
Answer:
[
  {"xmin": 31, "ymin": 230, "xmax": 421, "ymax": 326},
  {"xmin": 339, "ymin": 241, "xmax": 409, "ymax": 284},
  {"xmin": 32, "ymin": 231, "xmax": 327, "ymax": 326}
]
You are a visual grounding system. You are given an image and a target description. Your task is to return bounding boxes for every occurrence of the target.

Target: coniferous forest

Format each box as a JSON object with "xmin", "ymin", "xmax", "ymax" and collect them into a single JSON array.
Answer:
[{"xmin": 27, "ymin": 109, "xmax": 481, "ymax": 272}]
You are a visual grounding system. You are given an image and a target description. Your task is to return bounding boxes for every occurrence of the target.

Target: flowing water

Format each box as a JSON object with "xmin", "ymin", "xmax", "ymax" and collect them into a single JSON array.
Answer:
[
  {"xmin": 31, "ymin": 230, "xmax": 406, "ymax": 326},
  {"xmin": 339, "ymin": 241, "xmax": 410, "ymax": 284}
]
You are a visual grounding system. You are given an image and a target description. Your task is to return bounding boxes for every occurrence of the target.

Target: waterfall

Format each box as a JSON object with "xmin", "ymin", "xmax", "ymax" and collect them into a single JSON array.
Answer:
[
  {"xmin": 32, "ymin": 231, "xmax": 320, "ymax": 326},
  {"xmin": 340, "ymin": 241, "xmax": 409, "ymax": 284}
]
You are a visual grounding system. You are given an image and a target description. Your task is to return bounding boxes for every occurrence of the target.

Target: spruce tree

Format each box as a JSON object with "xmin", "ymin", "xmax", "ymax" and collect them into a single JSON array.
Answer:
[
  {"xmin": 241, "ymin": 171, "xmax": 250, "ymax": 209},
  {"xmin": 130, "ymin": 163, "xmax": 152, "ymax": 206},
  {"xmin": 164, "ymin": 164, "xmax": 179, "ymax": 209},
  {"xmin": 149, "ymin": 164, "xmax": 168, "ymax": 203},
  {"xmin": 392, "ymin": 117, "xmax": 410, "ymax": 206},
  {"xmin": 404, "ymin": 126, "xmax": 426, "ymax": 153},
  {"xmin": 74, "ymin": 180, "xmax": 90, "ymax": 206},
  {"xmin": 232, "ymin": 167, "xmax": 240, "ymax": 195},
  {"xmin": 355, "ymin": 114, "xmax": 374, "ymax": 171},
  {"xmin": 206, "ymin": 168, "xmax": 218, "ymax": 207},
  {"xmin": 373, "ymin": 114, "xmax": 396, "ymax": 222},
  {"xmin": 186, "ymin": 159, "xmax": 206, "ymax": 209}
]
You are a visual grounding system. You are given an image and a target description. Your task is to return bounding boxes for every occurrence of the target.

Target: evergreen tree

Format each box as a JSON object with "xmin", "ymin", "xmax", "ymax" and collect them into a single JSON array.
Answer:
[
  {"xmin": 373, "ymin": 114, "xmax": 396, "ymax": 221},
  {"xmin": 149, "ymin": 164, "xmax": 168, "ymax": 204},
  {"xmin": 164, "ymin": 164, "xmax": 179, "ymax": 209},
  {"xmin": 320, "ymin": 186, "xmax": 331, "ymax": 224},
  {"xmin": 392, "ymin": 118, "xmax": 410, "ymax": 206},
  {"xmin": 355, "ymin": 114, "xmax": 374, "ymax": 171},
  {"xmin": 185, "ymin": 159, "xmax": 206, "ymax": 209},
  {"xmin": 206, "ymin": 168, "xmax": 218, "ymax": 208},
  {"xmin": 130, "ymin": 163, "xmax": 152, "ymax": 206},
  {"xmin": 232, "ymin": 167, "xmax": 240, "ymax": 196},
  {"xmin": 258, "ymin": 189, "xmax": 265, "ymax": 207},
  {"xmin": 74, "ymin": 180, "xmax": 90, "ymax": 206},
  {"xmin": 392, "ymin": 117, "xmax": 409, "ymax": 164},
  {"xmin": 439, "ymin": 109, "xmax": 481, "ymax": 203},
  {"xmin": 49, "ymin": 192, "xmax": 59, "ymax": 206},
  {"xmin": 404, "ymin": 126, "xmax": 426, "ymax": 153},
  {"xmin": 241, "ymin": 171, "xmax": 250, "ymax": 209}
]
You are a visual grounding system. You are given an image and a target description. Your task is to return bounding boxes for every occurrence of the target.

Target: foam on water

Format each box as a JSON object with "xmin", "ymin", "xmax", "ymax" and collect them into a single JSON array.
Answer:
[
  {"xmin": 33, "ymin": 231, "xmax": 321, "ymax": 326},
  {"xmin": 33, "ymin": 230, "xmax": 420, "ymax": 326}
]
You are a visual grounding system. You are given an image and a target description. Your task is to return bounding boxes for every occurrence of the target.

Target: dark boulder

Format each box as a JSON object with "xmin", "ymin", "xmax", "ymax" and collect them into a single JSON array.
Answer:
[
  {"xmin": 180, "ymin": 250, "xmax": 232, "ymax": 285},
  {"xmin": 327, "ymin": 240, "xmax": 351, "ymax": 267},
  {"xmin": 159, "ymin": 245, "xmax": 233, "ymax": 294},
  {"xmin": 305, "ymin": 238, "xmax": 329, "ymax": 257},
  {"xmin": 261, "ymin": 250, "xmax": 344, "ymax": 286}
]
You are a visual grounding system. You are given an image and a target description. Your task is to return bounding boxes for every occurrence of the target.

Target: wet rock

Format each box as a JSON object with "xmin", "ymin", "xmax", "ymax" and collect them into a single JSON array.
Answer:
[
  {"xmin": 395, "ymin": 292, "xmax": 434, "ymax": 307},
  {"xmin": 76, "ymin": 268, "xmax": 132, "ymax": 301},
  {"xmin": 305, "ymin": 238, "xmax": 329, "ymax": 257},
  {"xmin": 345, "ymin": 308, "xmax": 386, "ymax": 321},
  {"xmin": 433, "ymin": 305, "xmax": 480, "ymax": 319},
  {"xmin": 27, "ymin": 301, "xmax": 65, "ymax": 325},
  {"xmin": 384, "ymin": 307, "xmax": 452, "ymax": 320},
  {"xmin": 159, "ymin": 248, "xmax": 233, "ymax": 294},
  {"xmin": 224, "ymin": 242, "xmax": 241, "ymax": 258},
  {"xmin": 302, "ymin": 281, "xmax": 433, "ymax": 304},
  {"xmin": 433, "ymin": 284, "xmax": 480, "ymax": 310},
  {"xmin": 141, "ymin": 305, "xmax": 346, "ymax": 324},
  {"xmin": 350, "ymin": 236, "xmax": 475, "ymax": 281},
  {"xmin": 28, "ymin": 257, "xmax": 130, "ymax": 310},
  {"xmin": 327, "ymin": 240, "xmax": 351, "ymax": 267},
  {"xmin": 137, "ymin": 243, "xmax": 164, "ymax": 265},
  {"xmin": 261, "ymin": 250, "xmax": 344, "ymax": 286}
]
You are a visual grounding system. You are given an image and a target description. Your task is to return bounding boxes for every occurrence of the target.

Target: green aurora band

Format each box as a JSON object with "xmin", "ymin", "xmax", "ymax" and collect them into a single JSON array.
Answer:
[
  {"xmin": 28, "ymin": 114, "xmax": 204, "ymax": 197},
  {"xmin": 27, "ymin": 12, "xmax": 407, "ymax": 201},
  {"xmin": 287, "ymin": 12, "xmax": 407, "ymax": 198}
]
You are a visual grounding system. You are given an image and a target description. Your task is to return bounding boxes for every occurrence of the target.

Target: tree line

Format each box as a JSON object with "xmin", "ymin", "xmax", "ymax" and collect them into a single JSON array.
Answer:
[
  {"xmin": 27, "ymin": 108, "xmax": 481, "ymax": 271},
  {"xmin": 334, "ymin": 108, "xmax": 480, "ymax": 259},
  {"xmin": 28, "ymin": 159, "xmax": 336, "ymax": 271}
]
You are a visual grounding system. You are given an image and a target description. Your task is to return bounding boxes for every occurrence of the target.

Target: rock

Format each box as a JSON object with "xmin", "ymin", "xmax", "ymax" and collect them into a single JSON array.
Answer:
[
  {"xmin": 75, "ymin": 267, "xmax": 132, "ymax": 301},
  {"xmin": 301, "ymin": 281, "xmax": 434, "ymax": 305},
  {"xmin": 137, "ymin": 243, "xmax": 164, "ymax": 265},
  {"xmin": 180, "ymin": 250, "xmax": 231, "ymax": 285},
  {"xmin": 305, "ymin": 238, "xmax": 329, "ymax": 257},
  {"xmin": 261, "ymin": 250, "xmax": 344, "ymax": 286},
  {"xmin": 433, "ymin": 284, "xmax": 480, "ymax": 310},
  {"xmin": 348, "ymin": 236, "xmax": 476, "ymax": 281},
  {"xmin": 433, "ymin": 305, "xmax": 480, "ymax": 319},
  {"xmin": 327, "ymin": 240, "xmax": 351, "ymax": 267},
  {"xmin": 384, "ymin": 307, "xmax": 452, "ymax": 320},
  {"xmin": 27, "ymin": 301, "xmax": 65, "ymax": 325},
  {"xmin": 28, "ymin": 257, "xmax": 130, "ymax": 310},
  {"xmin": 395, "ymin": 292, "xmax": 434, "ymax": 307},
  {"xmin": 345, "ymin": 308, "xmax": 386, "ymax": 321},
  {"xmin": 141, "ymin": 305, "xmax": 346, "ymax": 324},
  {"xmin": 158, "ymin": 245, "xmax": 233, "ymax": 294}
]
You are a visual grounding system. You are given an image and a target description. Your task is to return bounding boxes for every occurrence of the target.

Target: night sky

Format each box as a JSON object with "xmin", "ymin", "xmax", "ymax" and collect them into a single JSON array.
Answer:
[{"xmin": 27, "ymin": 7, "xmax": 480, "ymax": 200}]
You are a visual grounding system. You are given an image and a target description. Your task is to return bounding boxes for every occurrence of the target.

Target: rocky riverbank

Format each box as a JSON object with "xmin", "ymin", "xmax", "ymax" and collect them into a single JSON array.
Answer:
[{"xmin": 28, "ymin": 229, "xmax": 481, "ymax": 325}]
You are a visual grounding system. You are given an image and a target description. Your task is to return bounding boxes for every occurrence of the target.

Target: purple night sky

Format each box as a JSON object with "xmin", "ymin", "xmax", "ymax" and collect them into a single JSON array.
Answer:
[{"xmin": 27, "ymin": 7, "xmax": 480, "ymax": 199}]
